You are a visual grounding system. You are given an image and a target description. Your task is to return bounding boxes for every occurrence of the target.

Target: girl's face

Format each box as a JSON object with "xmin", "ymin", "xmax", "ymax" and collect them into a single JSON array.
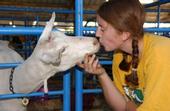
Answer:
[{"xmin": 96, "ymin": 15, "xmax": 125, "ymax": 51}]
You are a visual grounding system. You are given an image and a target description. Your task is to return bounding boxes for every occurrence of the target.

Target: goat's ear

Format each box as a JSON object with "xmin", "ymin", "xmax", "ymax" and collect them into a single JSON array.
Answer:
[
  {"xmin": 38, "ymin": 12, "xmax": 55, "ymax": 44},
  {"xmin": 40, "ymin": 52, "xmax": 61, "ymax": 65},
  {"xmin": 39, "ymin": 46, "xmax": 66, "ymax": 65}
]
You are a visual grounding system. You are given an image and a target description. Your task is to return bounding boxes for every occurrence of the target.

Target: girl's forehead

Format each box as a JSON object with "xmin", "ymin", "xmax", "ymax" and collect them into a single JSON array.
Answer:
[{"xmin": 97, "ymin": 16, "xmax": 108, "ymax": 27}]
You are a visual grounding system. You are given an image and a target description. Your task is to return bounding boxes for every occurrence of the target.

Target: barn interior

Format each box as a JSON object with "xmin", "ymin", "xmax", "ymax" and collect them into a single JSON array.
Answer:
[
  {"xmin": 0, "ymin": 0, "xmax": 169, "ymax": 32},
  {"xmin": 0, "ymin": 0, "xmax": 169, "ymax": 111}
]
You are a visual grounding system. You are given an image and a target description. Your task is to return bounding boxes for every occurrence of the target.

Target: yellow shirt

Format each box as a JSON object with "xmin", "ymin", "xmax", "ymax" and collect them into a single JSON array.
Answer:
[{"xmin": 113, "ymin": 33, "xmax": 170, "ymax": 111}]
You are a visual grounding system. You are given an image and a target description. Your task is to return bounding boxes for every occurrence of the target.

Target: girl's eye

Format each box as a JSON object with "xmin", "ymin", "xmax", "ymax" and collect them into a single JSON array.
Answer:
[{"xmin": 101, "ymin": 28, "xmax": 104, "ymax": 32}]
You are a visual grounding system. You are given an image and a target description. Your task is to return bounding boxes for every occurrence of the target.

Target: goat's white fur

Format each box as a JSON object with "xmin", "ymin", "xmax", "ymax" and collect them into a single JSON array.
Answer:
[{"xmin": 0, "ymin": 12, "xmax": 99, "ymax": 111}]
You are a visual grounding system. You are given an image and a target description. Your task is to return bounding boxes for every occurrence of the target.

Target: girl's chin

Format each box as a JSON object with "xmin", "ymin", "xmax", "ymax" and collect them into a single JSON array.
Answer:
[
  {"xmin": 104, "ymin": 47, "xmax": 112, "ymax": 52},
  {"xmin": 101, "ymin": 44, "xmax": 114, "ymax": 51},
  {"xmin": 103, "ymin": 46, "xmax": 116, "ymax": 52}
]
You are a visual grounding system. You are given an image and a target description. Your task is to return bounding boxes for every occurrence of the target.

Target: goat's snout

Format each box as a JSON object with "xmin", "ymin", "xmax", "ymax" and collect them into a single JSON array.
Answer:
[{"xmin": 93, "ymin": 39, "xmax": 99, "ymax": 46}]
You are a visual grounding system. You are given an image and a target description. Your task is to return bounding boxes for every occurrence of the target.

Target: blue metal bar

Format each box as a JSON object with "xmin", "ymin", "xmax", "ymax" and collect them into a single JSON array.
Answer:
[
  {"xmin": 0, "ymin": 17, "xmax": 74, "ymax": 22},
  {"xmin": 75, "ymin": 69, "xmax": 83, "ymax": 111},
  {"xmin": 144, "ymin": 28, "xmax": 170, "ymax": 32},
  {"xmin": 75, "ymin": 0, "xmax": 83, "ymax": 110},
  {"xmin": 0, "ymin": 26, "xmax": 168, "ymax": 39},
  {"xmin": 0, "ymin": 6, "xmax": 74, "ymax": 14},
  {"xmin": 99, "ymin": 60, "xmax": 112, "ymax": 65},
  {"xmin": 63, "ymin": 72, "xmax": 71, "ymax": 111},
  {"xmin": 75, "ymin": 1, "xmax": 83, "ymax": 35},
  {"xmin": 156, "ymin": 1, "xmax": 161, "ymax": 28},
  {"xmin": 83, "ymin": 88, "xmax": 102, "ymax": 94},
  {"xmin": 0, "ymin": 90, "xmax": 63, "ymax": 99},
  {"xmin": 84, "ymin": 10, "xmax": 96, "ymax": 14},
  {"xmin": 144, "ymin": 0, "xmax": 170, "ymax": 8},
  {"xmin": 0, "ymin": 59, "xmax": 112, "ymax": 69},
  {"xmin": 0, "ymin": 63, "xmax": 21, "ymax": 69},
  {"xmin": 0, "ymin": 6, "xmax": 96, "ymax": 14},
  {"xmin": 145, "ymin": 22, "xmax": 170, "ymax": 23},
  {"xmin": 145, "ymin": 9, "xmax": 170, "ymax": 12},
  {"xmin": 0, "ymin": 27, "xmax": 60, "ymax": 35},
  {"xmin": 0, "ymin": 27, "xmax": 43, "ymax": 35},
  {"xmin": 83, "ymin": 27, "xmax": 96, "ymax": 31}
]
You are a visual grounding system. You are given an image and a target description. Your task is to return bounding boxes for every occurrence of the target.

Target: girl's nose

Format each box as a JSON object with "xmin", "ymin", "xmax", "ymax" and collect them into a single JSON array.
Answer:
[
  {"xmin": 95, "ymin": 32, "xmax": 100, "ymax": 38},
  {"xmin": 95, "ymin": 27, "xmax": 101, "ymax": 38}
]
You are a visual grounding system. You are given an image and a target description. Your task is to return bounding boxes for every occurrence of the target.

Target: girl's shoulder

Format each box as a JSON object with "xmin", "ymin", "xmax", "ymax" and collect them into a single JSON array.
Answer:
[
  {"xmin": 144, "ymin": 33, "xmax": 170, "ymax": 49},
  {"xmin": 143, "ymin": 33, "xmax": 170, "ymax": 60},
  {"xmin": 144, "ymin": 33, "xmax": 170, "ymax": 42}
]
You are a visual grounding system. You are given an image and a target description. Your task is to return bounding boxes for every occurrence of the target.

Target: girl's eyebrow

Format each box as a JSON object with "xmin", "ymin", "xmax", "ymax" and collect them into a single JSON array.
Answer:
[{"xmin": 98, "ymin": 24, "xmax": 102, "ymax": 27}]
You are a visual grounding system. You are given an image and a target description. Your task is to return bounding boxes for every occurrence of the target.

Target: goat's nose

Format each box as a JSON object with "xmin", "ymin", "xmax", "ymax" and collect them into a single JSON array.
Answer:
[
  {"xmin": 96, "ymin": 37, "xmax": 100, "ymax": 41},
  {"xmin": 93, "ymin": 39, "xmax": 99, "ymax": 46}
]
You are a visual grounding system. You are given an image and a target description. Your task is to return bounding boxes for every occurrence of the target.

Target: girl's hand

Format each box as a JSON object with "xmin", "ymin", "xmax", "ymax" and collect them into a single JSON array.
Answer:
[{"xmin": 77, "ymin": 54, "xmax": 106, "ymax": 76}]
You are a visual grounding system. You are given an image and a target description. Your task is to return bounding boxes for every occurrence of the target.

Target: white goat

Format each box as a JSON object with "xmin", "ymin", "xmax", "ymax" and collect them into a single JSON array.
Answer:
[{"xmin": 0, "ymin": 13, "xmax": 100, "ymax": 111}]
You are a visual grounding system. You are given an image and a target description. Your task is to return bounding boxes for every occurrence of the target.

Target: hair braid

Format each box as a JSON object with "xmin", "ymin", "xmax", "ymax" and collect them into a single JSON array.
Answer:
[
  {"xmin": 125, "ymin": 39, "xmax": 139, "ymax": 86},
  {"xmin": 119, "ymin": 52, "xmax": 131, "ymax": 71}
]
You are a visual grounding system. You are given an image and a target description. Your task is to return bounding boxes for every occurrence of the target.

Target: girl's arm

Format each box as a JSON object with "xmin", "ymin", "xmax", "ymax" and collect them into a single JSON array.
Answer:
[{"xmin": 78, "ymin": 54, "xmax": 137, "ymax": 111}]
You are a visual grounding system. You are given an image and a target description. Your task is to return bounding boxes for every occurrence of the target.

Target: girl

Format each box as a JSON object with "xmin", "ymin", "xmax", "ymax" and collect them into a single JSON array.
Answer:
[{"xmin": 78, "ymin": 0, "xmax": 170, "ymax": 110}]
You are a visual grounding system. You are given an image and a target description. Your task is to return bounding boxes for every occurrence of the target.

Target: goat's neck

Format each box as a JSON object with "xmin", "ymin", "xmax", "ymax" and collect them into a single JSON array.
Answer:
[{"xmin": 13, "ymin": 55, "xmax": 57, "ymax": 93}]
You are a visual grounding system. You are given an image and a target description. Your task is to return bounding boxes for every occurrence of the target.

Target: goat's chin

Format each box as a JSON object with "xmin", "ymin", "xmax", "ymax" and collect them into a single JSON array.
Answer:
[{"xmin": 87, "ymin": 48, "xmax": 100, "ymax": 55}]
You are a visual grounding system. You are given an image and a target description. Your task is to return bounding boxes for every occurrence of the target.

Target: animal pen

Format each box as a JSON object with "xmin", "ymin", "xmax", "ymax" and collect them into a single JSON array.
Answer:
[{"xmin": 0, "ymin": 0, "xmax": 170, "ymax": 111}]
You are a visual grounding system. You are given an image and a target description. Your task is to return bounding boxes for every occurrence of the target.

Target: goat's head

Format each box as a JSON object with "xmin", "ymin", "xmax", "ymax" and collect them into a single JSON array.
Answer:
[{"xmin": 33, "ymin": 12, "xmax": 100, "ymax": 71}]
